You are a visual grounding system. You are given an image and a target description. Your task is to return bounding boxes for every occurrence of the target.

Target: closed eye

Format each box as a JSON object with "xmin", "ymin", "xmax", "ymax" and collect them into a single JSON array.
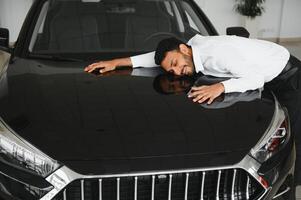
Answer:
[{"xmin": 173, "ymin": 61, "xmax": 177, "ymax": 67}]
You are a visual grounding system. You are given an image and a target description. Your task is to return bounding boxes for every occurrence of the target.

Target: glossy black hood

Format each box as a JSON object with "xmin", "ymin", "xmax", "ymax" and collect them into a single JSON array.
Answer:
[{"xmin": 0, "ymin": 58, "xmax": 275, "ymax": 175}]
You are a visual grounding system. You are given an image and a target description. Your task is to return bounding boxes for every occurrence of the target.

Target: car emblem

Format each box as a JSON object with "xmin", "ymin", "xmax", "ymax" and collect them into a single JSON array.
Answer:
[{"xmin": 157, "ymin": 175, "xmax": 167, "ymax": 179}]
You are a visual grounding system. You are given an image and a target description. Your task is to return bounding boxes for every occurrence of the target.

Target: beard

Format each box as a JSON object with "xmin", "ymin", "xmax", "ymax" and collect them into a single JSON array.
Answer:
[{"xmin": 182, "ymin": 54, "xmax": 195, "ymax": 76}]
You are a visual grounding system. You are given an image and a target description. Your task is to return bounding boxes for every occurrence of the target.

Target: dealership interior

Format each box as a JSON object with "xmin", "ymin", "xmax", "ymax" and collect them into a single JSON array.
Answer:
[{"xmin": 0, "ymin": 0, "xmax": 301, "ymax": 199}]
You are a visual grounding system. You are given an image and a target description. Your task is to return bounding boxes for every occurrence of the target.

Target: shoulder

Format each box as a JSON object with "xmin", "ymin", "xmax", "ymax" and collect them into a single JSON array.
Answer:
[{"xmin": 187, "ymin": 34, "xmax": 206, "ymax": 45}]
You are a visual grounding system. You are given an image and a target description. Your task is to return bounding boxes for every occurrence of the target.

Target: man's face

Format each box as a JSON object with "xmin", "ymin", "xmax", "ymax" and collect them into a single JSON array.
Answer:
[{"xmin": 161, "ymin": 49, "xmax": 195, "ymax": 76}]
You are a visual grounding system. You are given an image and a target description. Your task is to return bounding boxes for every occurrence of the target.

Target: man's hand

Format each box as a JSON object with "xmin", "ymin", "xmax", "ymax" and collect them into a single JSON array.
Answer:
[
  {"xmin": 188, "ymin": 83, "xmax": 225, "ymax": 104},
  {"xmin": 84, "ymin": 60, "xmax": 118, "ymax": 74}
]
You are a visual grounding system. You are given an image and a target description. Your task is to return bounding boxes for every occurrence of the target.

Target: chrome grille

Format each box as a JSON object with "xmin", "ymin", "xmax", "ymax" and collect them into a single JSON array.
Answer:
[{"xmin": 52, "ymin": 169, "xmax": 264, "ymax": 200}]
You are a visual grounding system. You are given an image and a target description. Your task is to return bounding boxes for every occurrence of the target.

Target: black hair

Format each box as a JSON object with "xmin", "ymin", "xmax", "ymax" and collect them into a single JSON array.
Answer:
[{"xmin": 154, "ymin": 37, "xmax": 186, "ymax": 65}]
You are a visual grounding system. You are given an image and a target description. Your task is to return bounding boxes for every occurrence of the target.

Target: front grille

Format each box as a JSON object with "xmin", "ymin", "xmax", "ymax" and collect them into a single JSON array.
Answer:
[{"xmin": 52, "ymin": 169, "xmax": 265, "ymax": 200}]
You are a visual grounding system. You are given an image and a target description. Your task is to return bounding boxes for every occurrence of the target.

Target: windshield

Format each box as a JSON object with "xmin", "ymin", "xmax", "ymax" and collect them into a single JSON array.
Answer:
[{"xmin": 29, "ymin": 0, "xmax": 209, "ymax": 55}]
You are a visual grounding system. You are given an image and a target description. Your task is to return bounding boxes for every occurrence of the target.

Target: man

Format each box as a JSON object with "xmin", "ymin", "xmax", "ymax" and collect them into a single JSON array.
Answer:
[{"xmin": 84, "ymin": 34, "xmax": 290, "ymax": 104}]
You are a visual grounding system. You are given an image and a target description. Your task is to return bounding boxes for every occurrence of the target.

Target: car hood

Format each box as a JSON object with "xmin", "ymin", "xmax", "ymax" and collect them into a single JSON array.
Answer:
[{"xmin": 0, "ymin": 58, "xmax": 275, "ymax": 175}]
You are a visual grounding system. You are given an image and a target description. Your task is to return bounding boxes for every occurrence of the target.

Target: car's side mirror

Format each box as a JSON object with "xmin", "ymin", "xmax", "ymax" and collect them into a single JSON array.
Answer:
[
  {"xmin": 0, "ymin": 28, "xmax": 10, "ymax": 49},
  {"xmin": 226, "ymin": 27, "xmax": 250, "ymax": 38}
]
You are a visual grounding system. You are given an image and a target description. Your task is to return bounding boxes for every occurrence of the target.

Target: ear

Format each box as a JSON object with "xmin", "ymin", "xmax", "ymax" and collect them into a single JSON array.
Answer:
[{"xmin": 178, "ymin": 44, "xmax": 190, "ymax": 56}]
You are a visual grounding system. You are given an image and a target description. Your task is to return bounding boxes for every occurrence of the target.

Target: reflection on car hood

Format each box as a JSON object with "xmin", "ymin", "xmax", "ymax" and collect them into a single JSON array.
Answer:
[{"xmin": 0, "ymin": 58, "xmax": 275, "ymax": 175}]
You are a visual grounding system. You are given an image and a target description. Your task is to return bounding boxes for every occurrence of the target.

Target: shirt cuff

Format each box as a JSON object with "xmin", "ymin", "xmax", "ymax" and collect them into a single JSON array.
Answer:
[
  {"xmin": 130, "ymin": 51, "xmax": 157, "ymax": 68},
  {"xmin": 130, "ymin": 56, "xmax": 140, "ymax": 68},
  {"xmin": 221, "ymin": 77, "xmax": 264, "ymax": 93},
  {"xmin": 221, "ymin": 79, "xmax": 237, "ymax": 93}
]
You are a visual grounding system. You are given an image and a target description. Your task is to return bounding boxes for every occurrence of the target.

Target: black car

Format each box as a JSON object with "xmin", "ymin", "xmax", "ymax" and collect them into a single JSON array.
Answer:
[{"xmin": 0, "ymin": 0, "xmax": 296, "ymax": 199}]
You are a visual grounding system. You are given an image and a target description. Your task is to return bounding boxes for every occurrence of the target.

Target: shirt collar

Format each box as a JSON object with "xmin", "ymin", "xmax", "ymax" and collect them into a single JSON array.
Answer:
[{"xmin": 190, "ymin": 41, "xmax": 204, "ymax": 73}]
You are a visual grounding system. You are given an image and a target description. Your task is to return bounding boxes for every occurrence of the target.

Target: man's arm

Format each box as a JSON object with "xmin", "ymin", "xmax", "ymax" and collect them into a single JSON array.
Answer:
[
  {"xmin": 84, "ymin": 51, "xmax": 157, "ymax": 74},
  {"xmin": 188, "ymin": 44, "xmax": 268, "ymax": 104},
  {"xmin": 84, "ymin": 57, "xmax": 132, "ymax": 73},
  {"xmin": 221, "ymin": 58, "xmax": 265, "ymax": 93},
  {"xmin": 221, "ymin": 74, "xmax": 264, "ymax": 93},
  {"xmin": 188, "ymin": 63, "xmax": 265, "ymax": 104}
]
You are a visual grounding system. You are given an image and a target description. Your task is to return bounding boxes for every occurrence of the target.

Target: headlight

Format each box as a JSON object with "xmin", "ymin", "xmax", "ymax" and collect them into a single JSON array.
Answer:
[
  {"xmin": 250, "ymin": 100, "xmax": 290, "ymax": 163},
  {"xmin": 0, "ymin": 117, "xmax": 60, "ymax": 177}
]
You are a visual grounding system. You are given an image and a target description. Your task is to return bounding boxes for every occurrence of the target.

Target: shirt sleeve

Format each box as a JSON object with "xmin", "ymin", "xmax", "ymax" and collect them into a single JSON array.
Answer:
[
  {"xmin": 130, "ymin": 51, "xmax": 159, "ymax": 68},
  {"xmin": 221, "ymin": 64, "xmax": 265, "ymax": 93}
]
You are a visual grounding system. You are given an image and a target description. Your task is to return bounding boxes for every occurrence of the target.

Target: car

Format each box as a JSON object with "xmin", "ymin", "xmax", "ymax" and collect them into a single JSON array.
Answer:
[{"xmin": 0, "ymin": 0, "xmax": 297, "ymax": 199}]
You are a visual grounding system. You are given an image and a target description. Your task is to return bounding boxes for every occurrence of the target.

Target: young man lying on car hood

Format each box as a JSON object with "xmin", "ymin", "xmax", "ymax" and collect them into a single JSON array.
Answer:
[{"xmin": 84, "ymin": 34, "xmax": 290, "ymax": 104}]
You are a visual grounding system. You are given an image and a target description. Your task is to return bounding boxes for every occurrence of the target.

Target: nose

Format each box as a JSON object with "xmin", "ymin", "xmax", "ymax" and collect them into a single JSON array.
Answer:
[{"xmin": 172, "ymin": 66, "xmax": 183, "ymax": 76}]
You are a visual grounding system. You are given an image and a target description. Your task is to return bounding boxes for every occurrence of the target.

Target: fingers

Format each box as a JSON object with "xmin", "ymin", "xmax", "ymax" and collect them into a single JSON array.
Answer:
[
  {"xmin": 188, "ymin": 87, "xmax": 218, "ymax": 104},
  {"xmin": 99, "ymin": 67, "xmax": 111, "ymax": 74},
  {"xmin": 207, "ymin": 96, "xmax": 216, "ymax": 104},
  {"xmin": 188, "ymin": 84, "xmax": 223, "ymax": 105},
  {"xmin": 190, "ymin": 93, "xmax": 217, "ymax": 104},
  {"xmin": 84, "ymin": 65, "xmax": 99, "ymax": 73},
  {"xmin": 193, "ymin": 94, "xmax": 210, "ymax": 103},
  {"xmin": 84, "ymin": 63, "xmax": 96, "ymax": 72},
  {"xmin": 88, "ymin": 66, "xmax": 98, "ymax": 73},
  {"xmin": 85, "ymin": 60, "xmax": 117, "ymax": 74},
  {"xmin": 191, "ymin": 86, "xmax": 207, "ymax": 91},
  {"xmin": 188, "ymin": 87, "xmax": 207, "ymax": 102},
  {"xmin": 84, "ymin": 61, "xmax": 104, "ymax": 73},
  {"xmin": 89, "ymin": 62, "xmax": 102, "ymax": 68},
  {"xmin": 188, "ymin": 86, "xmax": 206, "ymax": 97},
  {"xmin": 188, "ymin": 90, "xmax": 205, "ymax": 98}
]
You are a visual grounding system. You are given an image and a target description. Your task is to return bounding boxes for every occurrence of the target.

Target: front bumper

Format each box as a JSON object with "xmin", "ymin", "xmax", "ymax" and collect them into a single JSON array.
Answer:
[{"xmin": 0, "ymin": 141, "xmax": 295, "ymax": 200}]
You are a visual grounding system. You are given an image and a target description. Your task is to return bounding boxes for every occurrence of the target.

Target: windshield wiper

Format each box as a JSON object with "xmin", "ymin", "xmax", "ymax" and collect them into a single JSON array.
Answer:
[{"xmin": 28, "ymin": 54, "xmax": 84, "ymax": 62}]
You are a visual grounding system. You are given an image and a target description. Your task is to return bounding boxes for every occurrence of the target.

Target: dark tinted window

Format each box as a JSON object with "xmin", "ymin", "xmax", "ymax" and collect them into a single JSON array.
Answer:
[{"xmin": 29, "ymin": 0, "xmax": 209, "ymax": 54}]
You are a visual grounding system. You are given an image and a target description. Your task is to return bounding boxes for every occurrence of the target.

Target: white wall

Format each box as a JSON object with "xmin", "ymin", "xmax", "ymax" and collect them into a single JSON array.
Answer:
[
  {"xmin": 196, "ymin": 0, "xmax": 244, "ymax": 35},
  {"xmin": 280, "ymin": 0, "xmax": 301, "ymax": 38},
  {"xmin": 256, "ymin": 0, "xmax": 284, "ymax": 38},
  {"xmin": 0, "ymin": 0, "xmax": 33, "ymax": 42},
  {"xmin": 196, "ymin": 0, "xmax": 301, "ymax": 39}
]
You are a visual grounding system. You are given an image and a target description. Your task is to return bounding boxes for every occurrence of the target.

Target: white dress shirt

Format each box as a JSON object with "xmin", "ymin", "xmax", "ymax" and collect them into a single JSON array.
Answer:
[{"xmin": 130, "ymin": 34, "xmax": 290, "ymax": 93}]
